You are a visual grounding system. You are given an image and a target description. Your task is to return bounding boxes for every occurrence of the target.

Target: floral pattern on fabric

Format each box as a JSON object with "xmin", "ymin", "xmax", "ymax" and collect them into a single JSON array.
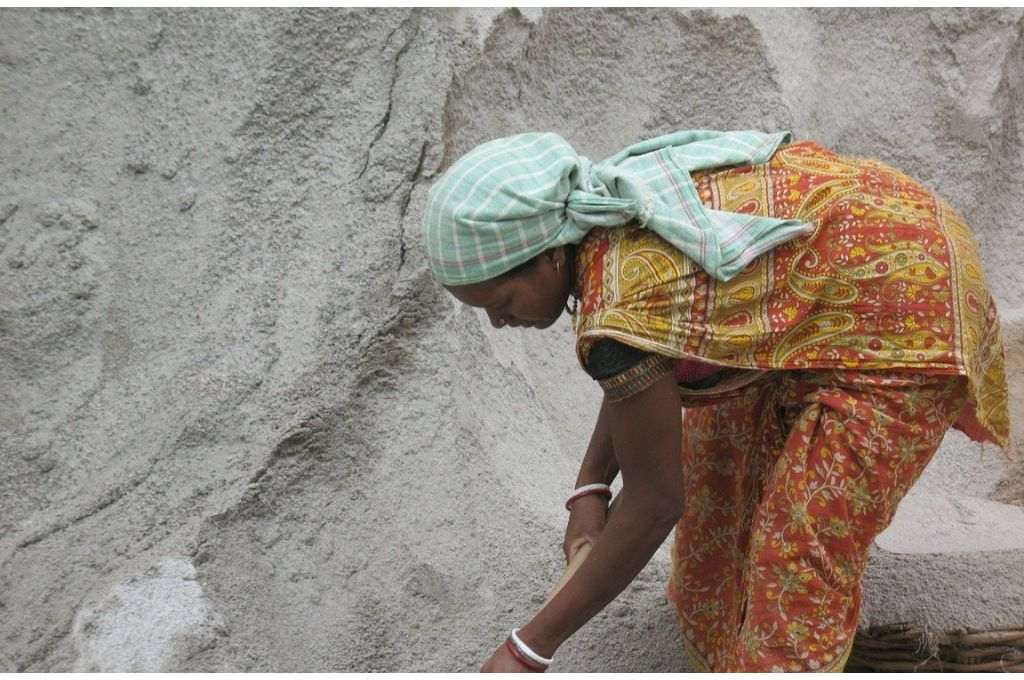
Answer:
[
  {"xmin": 573, "ymin": 141, "xmax": 1009, "ymax": 448},
  {"xmin": 667, "ymin": 370, "xmax": 968, "ymax": 672}
]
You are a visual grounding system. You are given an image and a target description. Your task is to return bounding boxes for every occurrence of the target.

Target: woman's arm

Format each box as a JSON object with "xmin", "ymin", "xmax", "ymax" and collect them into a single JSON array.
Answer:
[
  {"xmin": 517, "ymin": 371, "xmax": 684, "ymax": 657},
  {"xmin": 575, "ymin": 396, "xmax": 620, "ymax": 487},
  {"xmin": 562, "ymin": 396, "xmax": 620, "ymax": 563}
]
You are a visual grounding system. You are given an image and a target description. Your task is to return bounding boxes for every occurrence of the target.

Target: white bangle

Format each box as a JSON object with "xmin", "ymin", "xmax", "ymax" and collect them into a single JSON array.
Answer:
[
  {"xmin": 510, "ymin": 627, "xmax": 554, "ymax": 667},
  {"xmin": 565, "ymin": 483, "xmax": 613, "ymax": 511}
]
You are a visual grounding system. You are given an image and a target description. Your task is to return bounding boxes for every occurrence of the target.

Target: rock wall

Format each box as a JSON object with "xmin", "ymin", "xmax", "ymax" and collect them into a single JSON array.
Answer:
[{"xmin": 1, "ymin": 7, "xmax": 1021, "ymax": 671}]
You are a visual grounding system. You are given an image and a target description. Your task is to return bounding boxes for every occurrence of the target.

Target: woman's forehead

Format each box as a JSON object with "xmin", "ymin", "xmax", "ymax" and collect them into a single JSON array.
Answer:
[{"xmin": 444, "ymin": 279, "xmax": 506, "ymax": 308}]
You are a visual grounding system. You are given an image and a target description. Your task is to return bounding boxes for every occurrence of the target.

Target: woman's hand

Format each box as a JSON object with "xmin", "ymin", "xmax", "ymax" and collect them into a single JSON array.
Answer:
[
  {"xmin": 562, "ymin": 494, "xmax": 608, "ymax": 563},
  {"xmin": 480, "ymin": 641, "xmax": 539, "ymax": 672}
]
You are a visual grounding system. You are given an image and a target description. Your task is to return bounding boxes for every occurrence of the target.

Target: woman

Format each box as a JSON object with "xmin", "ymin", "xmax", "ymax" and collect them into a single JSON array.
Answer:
[{"xmin": 422, "ymin": 130, "xmax": 1009, "ymax": 672}]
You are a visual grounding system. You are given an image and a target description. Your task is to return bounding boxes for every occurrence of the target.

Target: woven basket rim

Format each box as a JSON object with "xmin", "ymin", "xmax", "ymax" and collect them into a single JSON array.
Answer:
[{"xmin": 850, "ymin": 623, "xmax": 1024, "ymax": 672}]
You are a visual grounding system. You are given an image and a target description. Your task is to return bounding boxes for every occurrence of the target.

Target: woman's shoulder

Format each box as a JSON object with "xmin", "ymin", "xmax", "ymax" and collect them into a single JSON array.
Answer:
[
  {"xmin": 572, "ymin": 225, "xmax": 704, "ymax": 371},
  {"xmin": 575, "ymin": 227, "xmax": 698, "ymax": 311}
]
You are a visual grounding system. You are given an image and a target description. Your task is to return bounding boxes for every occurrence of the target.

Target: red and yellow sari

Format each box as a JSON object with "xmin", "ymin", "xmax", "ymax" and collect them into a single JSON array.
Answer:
[{"xmin": 572, "ymin": 141, "xmax": 1009, "ymax": 671}]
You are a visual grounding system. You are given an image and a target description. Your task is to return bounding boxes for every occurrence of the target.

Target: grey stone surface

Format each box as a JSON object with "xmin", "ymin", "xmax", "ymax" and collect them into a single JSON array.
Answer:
[
  {"xmin": 1, "ymin": 7, "xmax": 1021, "ymax": 672},
  {"xmin": 72, "ymin": 557, "xmax": 225, "ymax": 672}
]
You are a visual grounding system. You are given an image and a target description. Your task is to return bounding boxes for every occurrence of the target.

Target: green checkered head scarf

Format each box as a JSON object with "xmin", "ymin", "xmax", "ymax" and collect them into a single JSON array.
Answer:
[{"xmin": 423, "ymin": 130, "xmax": 812, "ymax": 286}]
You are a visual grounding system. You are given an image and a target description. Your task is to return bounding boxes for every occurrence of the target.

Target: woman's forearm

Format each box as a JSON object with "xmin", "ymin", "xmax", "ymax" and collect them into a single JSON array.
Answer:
[
  {"xmin": 574, "ymin": 397, "xmax": 619, "ymax": 487},
  {"xmin": 517, "ymin": 486, "xmax": 680, "ymax": 656}
]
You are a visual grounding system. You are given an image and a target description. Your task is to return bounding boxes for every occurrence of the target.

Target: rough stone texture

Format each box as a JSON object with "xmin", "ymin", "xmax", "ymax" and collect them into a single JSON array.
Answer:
[
  {"xmin": 72, "ymin": 557, "xmax": 225, "ymax": 671},
  {"xmin": 0, "ymin": 7, "xmax": 1021, "ymax": 672}
]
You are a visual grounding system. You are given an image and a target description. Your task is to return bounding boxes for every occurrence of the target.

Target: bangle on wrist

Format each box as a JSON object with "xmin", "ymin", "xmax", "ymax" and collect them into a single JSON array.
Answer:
[
  {"xmin": 508, "ymin": 628, "xmax": 553, "ymax": 671},
  {"xmin": 504, "ymin": 638, "xmax": 546, "ymax": 672},
  {"xmin": 565, "ymin": 483, "xmax": 613, "ymax": 511}
]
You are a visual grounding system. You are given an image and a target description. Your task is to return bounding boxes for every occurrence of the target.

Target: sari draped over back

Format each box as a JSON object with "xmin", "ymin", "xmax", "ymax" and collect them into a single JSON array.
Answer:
[{"xmin": 574, "ymin": 141, "xmax": 1009, "ymax": 449}]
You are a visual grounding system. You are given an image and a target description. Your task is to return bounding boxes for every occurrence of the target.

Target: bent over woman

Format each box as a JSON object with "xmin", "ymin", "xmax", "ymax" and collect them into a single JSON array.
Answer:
[{"xmin": 421, "ymin": 130, "xmax": 1009, "ymax": 672}]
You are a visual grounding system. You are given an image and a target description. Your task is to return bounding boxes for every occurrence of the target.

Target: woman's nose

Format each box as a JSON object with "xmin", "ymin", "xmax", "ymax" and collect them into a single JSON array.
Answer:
[{"xmin": 486, "ymin": 309, "xmax": 506, "ymax": 328}]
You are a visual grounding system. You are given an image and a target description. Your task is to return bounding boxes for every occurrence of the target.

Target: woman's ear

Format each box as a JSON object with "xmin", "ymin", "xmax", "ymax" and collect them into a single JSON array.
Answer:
[{"xmin": 550, "ymin": 246, "xmax": 567, "ymax": 272}]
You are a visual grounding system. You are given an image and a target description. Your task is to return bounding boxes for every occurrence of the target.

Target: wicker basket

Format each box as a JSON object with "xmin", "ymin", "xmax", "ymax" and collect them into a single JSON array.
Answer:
[{"xmin": 848, "ymin": 623, "xmax": 1024, "ymax": 672}]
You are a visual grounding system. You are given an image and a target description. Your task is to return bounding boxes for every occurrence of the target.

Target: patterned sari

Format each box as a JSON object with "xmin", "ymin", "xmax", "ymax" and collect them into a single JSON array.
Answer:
[{"xmin": 572, "ymin": 141, "xmax": 1009, "ymax": 671}]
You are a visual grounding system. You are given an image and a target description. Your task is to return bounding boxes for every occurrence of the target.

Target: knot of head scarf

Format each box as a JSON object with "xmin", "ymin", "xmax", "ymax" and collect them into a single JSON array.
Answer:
[
  {"xmin": 567, "ymin": 155, "xmax": 656, "ymax": 229},
  {"xmin": 423, "ymin": 129, "xmax": 813, "ymax": 286}
]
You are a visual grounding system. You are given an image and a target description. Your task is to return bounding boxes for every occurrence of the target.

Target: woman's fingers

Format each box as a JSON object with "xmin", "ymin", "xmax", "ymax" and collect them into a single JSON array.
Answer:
[
  {"xmin": 563, "ymin": 498, "xmax": 610, "ymax": 562},
  {"xmin": 564, "ymin": 536, "xmax": 590, "ymax": 563},
  {"xmin": 563, "ymin": 525, "xmax": 602, "ymax": 561}
]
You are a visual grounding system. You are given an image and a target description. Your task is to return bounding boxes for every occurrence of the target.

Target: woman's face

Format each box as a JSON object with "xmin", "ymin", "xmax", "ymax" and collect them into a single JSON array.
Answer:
[{"xmin": 445, "ymin": 248, "xmax": 572, "ymax": 330}]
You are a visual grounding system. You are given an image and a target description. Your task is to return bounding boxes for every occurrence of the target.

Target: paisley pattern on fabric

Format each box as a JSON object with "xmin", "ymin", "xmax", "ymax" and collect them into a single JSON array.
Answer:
[
  {"xmin": 573, "ymin": 141, "xmax": 1009, "ymax": 447},
  {"xmin": 667, "ymin": 370, "xmax": 968, "ymax": 672}
]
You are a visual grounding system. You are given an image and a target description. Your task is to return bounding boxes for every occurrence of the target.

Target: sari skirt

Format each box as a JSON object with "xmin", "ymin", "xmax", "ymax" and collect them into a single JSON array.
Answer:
[{"xmin": 667, "ymin": 369, "xmax": 968, "ymax": 672}]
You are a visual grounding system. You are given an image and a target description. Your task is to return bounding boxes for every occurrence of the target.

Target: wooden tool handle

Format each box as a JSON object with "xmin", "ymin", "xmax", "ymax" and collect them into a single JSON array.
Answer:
[
  {"xmin": 543, "ymin": 542, "xmax": 592, "ymax": 607},
  {"xmin": 542, "ymin": 495, "xmax": 618, "ymax": 607}
]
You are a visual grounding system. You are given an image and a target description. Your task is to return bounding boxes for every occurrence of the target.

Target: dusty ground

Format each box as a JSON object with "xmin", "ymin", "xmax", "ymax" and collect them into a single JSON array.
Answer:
[
  {"xmin": 1, "ymin": 7, "xmax": 1022, "ymax": 672},
  {"xmin": 995, "ymin": 462, "xmax": 1024, "ymax": 506}
]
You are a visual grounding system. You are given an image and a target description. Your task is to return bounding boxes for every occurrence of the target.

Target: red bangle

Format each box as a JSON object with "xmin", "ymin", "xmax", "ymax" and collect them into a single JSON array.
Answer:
[
  {"xmin": 565, "ymin": 486, "xmax": 613, "ymax": 511},
  {"xmin": 505, "ymin": 638, "xmax": 547, "ymax": 672}
]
